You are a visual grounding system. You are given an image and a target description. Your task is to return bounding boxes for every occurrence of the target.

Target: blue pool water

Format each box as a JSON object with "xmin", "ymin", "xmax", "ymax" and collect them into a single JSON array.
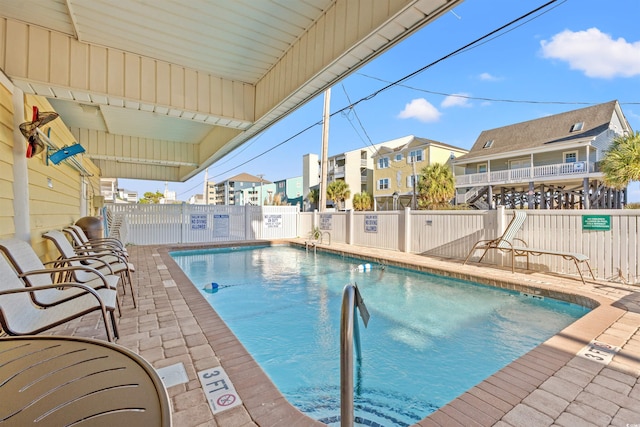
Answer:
[{"xmin": 171, "ymin": 245, "xmax": 589, "ymax": 426}]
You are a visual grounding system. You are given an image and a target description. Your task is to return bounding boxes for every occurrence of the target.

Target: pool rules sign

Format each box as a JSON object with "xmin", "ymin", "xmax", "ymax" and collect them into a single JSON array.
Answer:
[{"xmin": 198, "ymin": 367, "xmax": 242, "ymax": 414}]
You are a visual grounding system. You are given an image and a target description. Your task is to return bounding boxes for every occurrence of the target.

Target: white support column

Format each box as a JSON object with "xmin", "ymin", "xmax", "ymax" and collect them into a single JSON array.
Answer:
[
  {"xmin": 11, "ymin": 85, "xmax": 30, "ymax": 242},
  {"xmin": 80, "ymin": 177, "xmax": 88, "ymax": 217}
]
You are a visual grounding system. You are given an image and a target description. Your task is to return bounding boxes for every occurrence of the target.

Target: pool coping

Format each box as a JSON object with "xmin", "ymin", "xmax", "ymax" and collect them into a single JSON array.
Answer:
[{"xmin": 153, "ymin": 239, "xmax": 639, "ymax": 426}]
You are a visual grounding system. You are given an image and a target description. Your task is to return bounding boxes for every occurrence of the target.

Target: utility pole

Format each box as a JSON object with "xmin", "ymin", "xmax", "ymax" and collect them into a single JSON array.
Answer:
[
  {"xmin": 203, "ymin": 168, "xmax": 208, "ymax": 204},
  {"xmin": 257, "ymin": 174, "xmax": 264, "ymax": 206},
  {"xmin": 319, "ymin": 88, "xmax": 330, "ymax": 212}
]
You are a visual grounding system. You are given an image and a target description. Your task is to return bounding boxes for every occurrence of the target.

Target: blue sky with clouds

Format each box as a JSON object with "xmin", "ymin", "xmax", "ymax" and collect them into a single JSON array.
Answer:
[{"xmin": 120, "ymin": 0, "xmax": 640, "ymax": 202}]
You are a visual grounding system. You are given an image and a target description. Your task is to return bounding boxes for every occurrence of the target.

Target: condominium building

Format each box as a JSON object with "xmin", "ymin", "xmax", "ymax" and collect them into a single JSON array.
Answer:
[
  {"xmin": 303, "ymin": 135, "xmax": 420, "ymax": 210},
  {"xmin": 372, "ymin": 136, "xmax": 468, "ymax": 210},
  {"xmin": 213, "ymin": 173, "xmax": 271, "ymax": 205}
]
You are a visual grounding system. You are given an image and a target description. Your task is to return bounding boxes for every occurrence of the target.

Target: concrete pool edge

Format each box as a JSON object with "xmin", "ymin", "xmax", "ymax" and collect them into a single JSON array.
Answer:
[{"xmin": 156, "ymin": 240, "xmax": 639, "ymax": 426}]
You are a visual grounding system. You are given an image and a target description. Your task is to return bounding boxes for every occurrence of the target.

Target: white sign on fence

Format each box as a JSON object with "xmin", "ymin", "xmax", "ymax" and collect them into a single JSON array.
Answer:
[
  {"xmin": 264, "ymin": 214, "xmax": 282, "ymax": 228},
  {"xmin": 320, "ymin": 214, "xmax": 332, "ymax": 230},
  {"xmin": 190, "ymin": 214, "xmax": 207, "ymax": 230},
  {"xmin": 364, "ymin": 214, "xmax": 378, "ymax": 233},
  {"xmin": 214, "ymin": 214, "xmax": 230, "ymax": 238}
]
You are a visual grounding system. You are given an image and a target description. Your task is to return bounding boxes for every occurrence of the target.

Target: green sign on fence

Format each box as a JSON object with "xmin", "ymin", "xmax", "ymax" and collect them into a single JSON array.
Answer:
[{"xmin": 582, "ymin": 215, "xmax": 611, "ymax": 231}]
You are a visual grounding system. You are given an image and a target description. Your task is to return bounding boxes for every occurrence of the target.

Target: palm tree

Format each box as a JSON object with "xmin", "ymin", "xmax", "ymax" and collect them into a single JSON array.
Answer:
[
  {"xmin": 326, "ymin": 180, "xmax": 351, "ymax": 210},
  {"xmin": 139, "ymin": 191, "xmax": 164, "ymax": 204},
  {"xmin": 600, "ymin": 131, "xmax": 640, "ymax": 190},
  {"xmin": 416, "ymin": 163, "xmax": 455, "ymax": 209},
  {"xmin": 307, "ymin": 188, "xmax": 319, "ymax": 210},
  {"xmin": 352, "ymin": 191, "xmax": 372, "ymax": 211}
]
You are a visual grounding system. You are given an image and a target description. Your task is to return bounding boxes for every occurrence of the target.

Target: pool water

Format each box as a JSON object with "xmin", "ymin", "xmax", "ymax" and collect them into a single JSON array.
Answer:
[{"xmin": 171, "ymin": 245, "xmax": 589, "ymax": 426}]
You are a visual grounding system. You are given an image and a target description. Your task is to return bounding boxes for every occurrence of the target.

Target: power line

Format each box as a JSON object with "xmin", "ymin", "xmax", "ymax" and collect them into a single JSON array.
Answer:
[
  {"xmin": 356, "ymin": 73, "xmax": 640, "ymax": 106},
  {"xmin": 193, "ymin": 0, "xmax": 636, "ymax": 192}
]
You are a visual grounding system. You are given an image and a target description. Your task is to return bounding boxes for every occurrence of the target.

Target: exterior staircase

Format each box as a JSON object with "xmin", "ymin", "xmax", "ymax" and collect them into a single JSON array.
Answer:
[{"xmin": 460, "ymin": 186, "xmax": 490, "ymax": 210}]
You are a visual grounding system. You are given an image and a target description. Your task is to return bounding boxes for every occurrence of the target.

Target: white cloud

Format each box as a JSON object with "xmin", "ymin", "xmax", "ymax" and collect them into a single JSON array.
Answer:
[
  {"xmin": 441, "ymin": 93, "xmax": 471, "ymax": 108},
  {"xmin": 397, "ymin": 98, "xmax": 441, "ymax": 122},
  {"xmin": 479, "ymin": 72, "xmax": 498, "ymax": 81},
  {"xmin": 540, "ymin": 28, "xmax": 640, "ymax": 78}
]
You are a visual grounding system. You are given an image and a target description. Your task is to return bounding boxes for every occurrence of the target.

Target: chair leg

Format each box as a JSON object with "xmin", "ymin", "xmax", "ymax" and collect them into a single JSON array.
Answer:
[
  {"xmin": 110, "ymin": 310, "xmax": 120, "ymax": 340},
  {"xmin": 124, "ymin": 268, "xmax": 136, "ymax": 308},
  {"xmin": 477, "ymin": 247, "xmax": 491, "ymax": 263},
  {"xmin": 574, "ymin": 259, "xmax": 586, "ymax": 284},
  {"xmin": 463, "ymin": 244, "xmax": 480, "ymax": 265},
  {"xmin": 585, "ymin": 261, "xmax": 596, "ymax": 280},
  {"xmin": 511, "ymin": 251, "xmax": 515, "ymax": 273},
  {"xmin": 100, "ymin": 307, "xmax": 114, "ymax": 342}
]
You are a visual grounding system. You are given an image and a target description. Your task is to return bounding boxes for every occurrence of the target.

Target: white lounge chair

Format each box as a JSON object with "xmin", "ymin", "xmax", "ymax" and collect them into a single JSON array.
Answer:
[
  {"xmin": 464, "ymin": 211, "xmax": 595, "ymax": 284},
  {"xmin": 0, "ymin": 253, "xmax": 118, "ymax": 341},
  {"xmin": 0, "ymin": 238, "xmax": 120, "ymax": 308},
  {"xmin": 64, "ymin": 224, "xmax": 130, "ymax": 260},
  {"xmin": 43, "ymin": 230, "xmax": 137, "ymax": 307}
]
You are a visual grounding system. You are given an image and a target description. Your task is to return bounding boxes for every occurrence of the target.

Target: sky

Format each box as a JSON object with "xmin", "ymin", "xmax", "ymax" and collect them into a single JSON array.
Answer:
[{"xmin": 119, "ymin": 0, "xmax": 640, "ymax": 203}]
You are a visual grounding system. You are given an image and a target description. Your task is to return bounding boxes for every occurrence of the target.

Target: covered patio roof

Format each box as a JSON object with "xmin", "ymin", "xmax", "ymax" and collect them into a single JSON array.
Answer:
[{"xmin": 0, "ymin": 0, "xmax": 463, "ymax": 182}]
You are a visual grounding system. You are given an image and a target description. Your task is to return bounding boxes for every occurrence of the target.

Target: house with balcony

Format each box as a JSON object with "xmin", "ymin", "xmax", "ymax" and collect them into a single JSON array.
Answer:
[
  {"xmin": 372, "ymin": 136, "xmax": 468, "ymax": 210},
  {"xmin": 453, "ymin": 101, "xmax": 633, "ymax": 210}
]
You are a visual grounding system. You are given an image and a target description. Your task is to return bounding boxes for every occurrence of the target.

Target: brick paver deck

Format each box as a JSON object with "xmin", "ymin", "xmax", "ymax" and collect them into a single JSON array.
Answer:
[{"xmin": 46, "ymin": 241, "xmax": 640, "ymax": 426}]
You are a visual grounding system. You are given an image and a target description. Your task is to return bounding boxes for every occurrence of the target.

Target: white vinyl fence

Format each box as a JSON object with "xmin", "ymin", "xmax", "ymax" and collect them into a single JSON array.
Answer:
[
  {"xmin": 107, "ymin": 204, "xmax": 300, "ymax": 245},
  {"xmin": 109, "ymin": 204, "xmax": 639, "ymax": 283}
]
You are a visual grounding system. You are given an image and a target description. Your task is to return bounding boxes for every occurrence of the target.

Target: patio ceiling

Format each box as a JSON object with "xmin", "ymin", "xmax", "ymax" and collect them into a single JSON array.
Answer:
[{"xmin": 0, "ymin": 0, "xmax": 463, "ymax": 182}]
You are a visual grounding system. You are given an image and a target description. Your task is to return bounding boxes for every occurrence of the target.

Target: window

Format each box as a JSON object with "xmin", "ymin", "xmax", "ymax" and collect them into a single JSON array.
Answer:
[
  {"xmin": 378, "ymin": 157, "xmax": 389, "ymax": 169},
  {"xmin": 395, "ymin": 154, "xmax": 403, "ymax": 162},
  {"xmin": 477, "ymin": 164, "xmax": 487, "ymax": 173},
  {"xmin": 564, "ymin": 151, "xmax": 578, "ymax": 163},
  {"xmin": 509, "ymin": 159, "xmax": 530, "ymax": 169},
  {"xmin": 378, "ymin": 178, "xmax": 389, "ymax": 190},
  {"xmin": 406, "ymin": 175, "xmax": 419, "ymax": 187},
  {"xmin": 570, "ymin": 122, "xmax": 584, "ymax": 132},
  {"xmin": 483, "ymin": 140, "xmax": 494, "ymax": 149},
  {"xmin": 408, "ymin": 150, "xmax": 423, "ymax": 163}
]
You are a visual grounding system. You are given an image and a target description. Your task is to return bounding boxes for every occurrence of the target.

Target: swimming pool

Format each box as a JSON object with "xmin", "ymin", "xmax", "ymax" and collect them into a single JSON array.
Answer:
[{"xmin": 171, "ymin": 245, "xmax": 589, "ymax": 426}]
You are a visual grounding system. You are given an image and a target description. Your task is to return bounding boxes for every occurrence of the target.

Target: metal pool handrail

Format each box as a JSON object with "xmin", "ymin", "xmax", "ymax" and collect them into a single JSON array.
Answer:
[{"xmin": 340, "ymin": 283, "xmax": 369, "ymax": 427}]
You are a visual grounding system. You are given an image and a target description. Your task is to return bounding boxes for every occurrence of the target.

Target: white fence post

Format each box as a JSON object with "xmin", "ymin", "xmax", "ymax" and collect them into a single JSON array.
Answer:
[
  {"xmin": 403, "ymin": 207, "xmax": 411, "ymax": 252},
  {"xmin": 244, "ymin": 204, "xmax": 252, "ymax": 240},
  {"xmin": 347, "ymin": 210, "xmax": 354, "ymax": 245},
  {"xmin": 496, "ymin": 205, "xmax": 506, "ymax": 238}
]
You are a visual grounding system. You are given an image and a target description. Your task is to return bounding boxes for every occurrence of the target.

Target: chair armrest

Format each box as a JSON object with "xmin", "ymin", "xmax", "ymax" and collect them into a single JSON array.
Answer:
[
  {"xmin": 75, "ymin": 243, "xmax": 127, "ymax": 256},
  {"xmin": 21, "ymin": 265, "xmax": 116, "ymax": 290},
  {"xmin": 0, "ymin": 282, "xmax": 106, "ymax": 309},
  {"xmin": 87, "ymin": 237, "xmax": 125, "ymax": 248},
  {"xmin": 513, "ymin": 238, "xmax": 528, "ymax": 247},
  {"xmin": 77, "ymin": 250, "xmax": 128, "ymax": 266},
  {"xmin": 47, "ymin": 255, "xmax": 115, "ymax": 275}
]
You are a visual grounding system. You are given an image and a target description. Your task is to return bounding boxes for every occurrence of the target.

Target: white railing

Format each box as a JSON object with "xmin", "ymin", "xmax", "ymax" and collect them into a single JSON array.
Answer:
[
  {"xmin": 456, "ymin": 162, "xmax": 593, "ymax": 186},
  {"xmin": 109, "ymin": 204, "xmax": 639, "ymax": 284}
]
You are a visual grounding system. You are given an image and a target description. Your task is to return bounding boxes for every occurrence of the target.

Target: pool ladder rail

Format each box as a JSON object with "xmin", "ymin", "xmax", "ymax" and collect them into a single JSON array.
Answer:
[
  {"xmin": 340, "ymin": 283, "xmax": 370, "ymax": 427},
  {"xmin": 305, "ymin": 231, "xmax": 331, "ymax": 253}
]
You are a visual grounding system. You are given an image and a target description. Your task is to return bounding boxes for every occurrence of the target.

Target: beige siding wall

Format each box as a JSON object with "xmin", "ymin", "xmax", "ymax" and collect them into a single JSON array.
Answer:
[
  {"xmin": 24, "ymin": 95, "xmax": 102, "ymax": 258},
  {"xmin": 0, "ymin": 19, "xmax": 254, "ymax": 124},
  {"xmin": 0, "ymin": 82, "xmax": 14, "ymax": 239},
  {"xmin": 0, "ymin": 79, "xmax": 102, "ymax": 259},
  {"xmin": 429, "ymin": 145, "xmax": 466, "ymax": 165}
]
